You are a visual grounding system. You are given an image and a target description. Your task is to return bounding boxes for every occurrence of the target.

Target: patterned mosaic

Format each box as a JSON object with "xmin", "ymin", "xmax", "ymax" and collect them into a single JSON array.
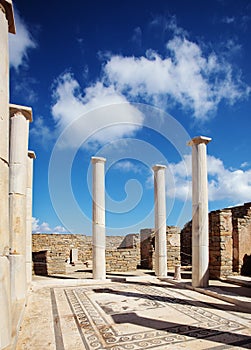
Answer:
[{"xmin": 62, "ymin": 282, "xmax": 250, "ymax": 350}]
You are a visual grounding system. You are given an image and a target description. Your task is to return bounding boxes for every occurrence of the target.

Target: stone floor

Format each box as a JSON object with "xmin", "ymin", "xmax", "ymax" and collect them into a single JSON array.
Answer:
[{"xmin": 16, "ymin": 272, "xmax": 251, "ymax": 350}]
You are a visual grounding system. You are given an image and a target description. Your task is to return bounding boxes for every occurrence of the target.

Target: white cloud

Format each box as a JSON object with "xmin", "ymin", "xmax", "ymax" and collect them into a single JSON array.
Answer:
[
  {"xmin": 241, "ymin": 161, "xmax": 250, "ymax": 169},
  {"xmin": 51, "ymin": 73, "xmax": 144, "ymax": 148},
  {"xmin": 32, "ymin": 217, "xmax": 67, "ymax": 233},
  {"xmin": 9, "ymin": 8, "xmax": 37, "ymax": 70},
  {"xmin": 104, "ymin": 36, "xmax": 250, "ymax": 120},
  {"xmin": 30, "ymin": 116, "xmax": 55, "ymax": 147},
  {"xmin": 113, "ymin": 160, "xmax": 143, "ymax": 174},
  {"xmin": 165, "ymin": 154, "xmax": 251, "ymax": 203}
]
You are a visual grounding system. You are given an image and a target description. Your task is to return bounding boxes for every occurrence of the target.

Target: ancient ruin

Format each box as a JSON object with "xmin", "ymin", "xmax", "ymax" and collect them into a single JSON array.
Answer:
[{"xmin": 1, "ymin": 2, "xmax": 251, "ymax": 349}]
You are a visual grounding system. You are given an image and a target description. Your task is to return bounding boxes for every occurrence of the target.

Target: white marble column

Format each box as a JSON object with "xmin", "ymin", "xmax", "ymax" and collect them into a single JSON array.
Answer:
[
  {"xmin": 152, "ymin": 165, "xmax": 167, "ymax": 277},
  {"xmin": 188, "ymin": 136, "xmax": 211, "ymax": 288},
  {"xmin": 9, "ymin": 104, "xmax": 32, "ymax": 302},
  {"xmin": 26, "ymin": 151, "xmax": 36, "ymax": 286},
  {"xmin": 92, "ymin": 157, "xmax": 106, "ymax": 280},
  {"xmin": 0, "ymin": 2, "xmax": 15, "ymax": 349}
]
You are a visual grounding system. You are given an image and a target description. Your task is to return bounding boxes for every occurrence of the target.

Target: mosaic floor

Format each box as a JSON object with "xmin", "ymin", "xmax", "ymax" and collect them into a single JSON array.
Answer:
[{"xmin": 42, "ymin": 281, "xmax": 251, "ymax": 350}]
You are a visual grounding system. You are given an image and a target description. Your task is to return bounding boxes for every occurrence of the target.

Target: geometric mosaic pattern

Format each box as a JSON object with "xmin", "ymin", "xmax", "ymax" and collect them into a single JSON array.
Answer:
[{"xmin": 57, "ymin": 282, "xmax": 251, "ymax": 349}]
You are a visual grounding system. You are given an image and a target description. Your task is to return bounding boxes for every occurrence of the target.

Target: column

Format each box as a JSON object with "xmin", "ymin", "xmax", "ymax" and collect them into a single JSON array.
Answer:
[
  {"xmin": 92, "ymin": 157, "xmax": 106, "ymax": 280},
  {"xmin": 9, "ymin": 104, "xmax": 32, "ymax": 303},
  {"xmin": 0, "ymin": 2, "xmax": 15, "ymax": 349},
  {"xmin": 26, "ymin": 151, "xmax": 36, "ymax": 286},
  {"xmin": 152, "ymin": 165, "xmax": 167, "ymax": 277},
  {"xmin": 188, "ymin": 136, "xmax": 211, "ymax": 288}
]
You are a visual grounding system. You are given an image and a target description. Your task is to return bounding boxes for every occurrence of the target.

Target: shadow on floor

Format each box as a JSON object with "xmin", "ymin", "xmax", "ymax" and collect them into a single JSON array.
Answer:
[{"xmin": 112, "ymin": 312, "xmax": 251, "ymax": 349}]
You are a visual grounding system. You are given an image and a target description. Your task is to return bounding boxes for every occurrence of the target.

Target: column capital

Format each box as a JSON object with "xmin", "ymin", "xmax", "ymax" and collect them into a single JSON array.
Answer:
[
  {"xmin": 152, "ymin": 164, "xmax": 166, "ymax": 171},
  {"xmin": 187, "ymin": 136, "xmax": 212, "ymax": 146},
  {"xmin": 0, "ymin": 0, "xmax": 15, "ymax": 34},
  {"xmin": 91, "ymin": 156, "xmax": 106, "ymax": 164},
  {"xmin": 9, "ymin": 104, "xmax": 33, "ymax": 122},
  {"xmin": 28, "ymin": 150, "xmax": 36, "ymax": 159}
]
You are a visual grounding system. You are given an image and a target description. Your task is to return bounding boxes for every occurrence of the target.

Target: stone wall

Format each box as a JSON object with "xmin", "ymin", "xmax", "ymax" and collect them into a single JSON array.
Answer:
[
  {"xmin": 180, "ymin": 202, "xmax": 251, "ymax": 278},
  {"xmin": 106, "ymin": 248, "xmax": 139, "ymax": 272},
  {"xmin": 209, "ymin": 209, "xmax": 233, "ymax": 279},
  {"xmin": 140, "ymin": 226, "xmax": 181, "ymax": 270},
  {"xmin": 180, "ymin": 221, "xmax": 192, "ymax": 266},
  {"xmin": 140, "ymin": 229, "xmax": 155, "ymax": 269},
  {"xmin": 232, "ymin": 203, "xmax": 251, "ymax": 275},
  {"xmin": 32, "ymin": 250, "xmax": 66, "ymax": 275},
  {"xmin": 32, "ymin": 233, "xmax": 140, "ymax": 275}
]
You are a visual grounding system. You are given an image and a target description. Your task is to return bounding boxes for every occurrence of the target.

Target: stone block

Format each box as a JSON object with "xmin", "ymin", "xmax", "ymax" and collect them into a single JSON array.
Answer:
[
  {"xmin": 9, "ymin": 163, "xmax": 27, "ymax": 194},
  {"xmin": 0, "ymin": 257, "xmax": 11, "ymax": 349},
  {"xmin": 0, "ymin": 161, "xmax": 9, "ymax": 255},
  {"xmin": 9, "ymin": 193, "xmax": 26, "ymax": 254},
  {"xmin": 9, "ymin": 254, "xmax": 26, "ymax": 303},
  {"xmin": 70, "ymin": 248, "xmax": 78, "ymax": 263}
]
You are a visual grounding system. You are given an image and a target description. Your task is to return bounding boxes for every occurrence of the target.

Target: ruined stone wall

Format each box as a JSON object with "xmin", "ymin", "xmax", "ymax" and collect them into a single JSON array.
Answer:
[
  {"xmin": 140, "ymin": 226, "xmax": 181, "ymax": 270},
  {"xmin": 106, "ymin": 248, "xmax": 139, "ymax": 272},
  {"xmin": 32, "ymin": 233, "xmax": 140, "ymax": 274},
  {"xmin": 232, "ymin": 203, "xmax": 251, "ymax": 275},
  {"xmin": 209, "ymin": 209, "xmax": 233, "ymax": 279},
  {"xmin": 140, "ymin": 229, "xmax": 155, "ymax": 269},
  {"xmin": 180, "ymin": 202, "xmax": 251, "ymax": 278},
  {"xmin": 180, "ymin": 221, "xmax": 192, "ymax": 266},
  {"xmin": 32, "ymin": 250, "xmax": 66, "ymax": 275}
]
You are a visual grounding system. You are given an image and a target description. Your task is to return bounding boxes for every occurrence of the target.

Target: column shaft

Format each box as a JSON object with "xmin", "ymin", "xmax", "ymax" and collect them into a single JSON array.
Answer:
[
  {"xmin": 188, "ymin": 136, "xmax": 211, "ymax": 288},
  {"xmin": 92, "ymin": 157, "xmax": 106, "ymax": 280},
  {"xmin": 9, "ymin": 105, "xmax": 32, "ymax": 302},
  {"xmin": 153, "ymin": 165, "xmax": 167, "ymax": 277}
]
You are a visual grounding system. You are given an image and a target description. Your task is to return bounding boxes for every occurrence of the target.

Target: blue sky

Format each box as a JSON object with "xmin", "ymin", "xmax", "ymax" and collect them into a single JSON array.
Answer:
[{"xmin": 9, "ymin": 0, "xmax": 251, "ymax": 235}]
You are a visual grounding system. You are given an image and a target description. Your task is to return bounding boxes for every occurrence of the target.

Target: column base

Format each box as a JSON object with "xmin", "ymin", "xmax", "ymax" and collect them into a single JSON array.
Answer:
[{"xmin": 0, "ymin": 256, "xmax": 11, "ymax": 349}]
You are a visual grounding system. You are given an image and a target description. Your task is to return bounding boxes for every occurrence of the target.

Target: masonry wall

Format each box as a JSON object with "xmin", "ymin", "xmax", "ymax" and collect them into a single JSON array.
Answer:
[
  {"xmin": 140, "ymin": 226, "xmax": 181, "ymax": 270},
  {"xmin": 32, "ymin": 233, "xmax": 140, "ymax": 274},
  {"xmin": 209, "ymin": 209, "xmax": 233, "ymax": 279},
  {"xmin": 180, "ymin": 202, "xmax": 251, "ymax": 278},
  {"xmin": 232, "ymin": 203, "xmax": 251, "ymax": 275}
]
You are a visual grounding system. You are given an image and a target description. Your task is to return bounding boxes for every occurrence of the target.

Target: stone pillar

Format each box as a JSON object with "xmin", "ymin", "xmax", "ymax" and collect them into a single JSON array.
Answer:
[
  {"xmin": 9, "ymin": 104, "xmax": 32, "ymax": 303},
  {"xmin": 0, "ymin": 2, "xmax": 15, "ymax": 349},
  {"xmin": 152, "ymin": 165, "xmax": 167, "ymax": 277},
  {"xmin": 92, "ymin": 157, "xmax": 106, "ymax": 280},
  {"xmin": 26, "ymin": 151, "xmax": 36, "ymax": 286},
  {"xmin": 188, "ymin": 136, "xmax": 211, "ymax": 288}
]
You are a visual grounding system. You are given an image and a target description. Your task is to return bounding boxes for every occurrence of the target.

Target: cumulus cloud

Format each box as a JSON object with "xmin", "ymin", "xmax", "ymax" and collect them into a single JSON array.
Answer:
[
  {"xmin": 104, "ymin": 36, "xmax": 250, "ymax": 120},
  {"xmin": 32, "ymin": 217, "xmax": 67, "ymax": 233},
  {"xmin": 9, "ymin": 8, "xmax": 37, "ymax": 70},
  {"xmin": 166, "ymin": 154, "xmax": 251, "ymax": 203},
  {"xmin": 51, "ymin": 73, "xmax": 144, "ymax": 148}
]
